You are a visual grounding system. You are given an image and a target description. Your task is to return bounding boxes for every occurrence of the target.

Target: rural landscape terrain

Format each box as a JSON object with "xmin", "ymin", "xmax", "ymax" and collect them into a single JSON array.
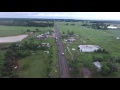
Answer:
[{"xmin": 0, "ymin": 18, "xmax": 120, "ymax": 78}]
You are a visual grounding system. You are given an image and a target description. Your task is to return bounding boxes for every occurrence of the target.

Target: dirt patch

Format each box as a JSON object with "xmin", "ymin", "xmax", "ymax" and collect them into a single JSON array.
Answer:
[
  {"xmin": 82, "ymin": 67, "xmax": 91, "ymax": 78},
  {"xmin": 0, "ymin": 34, "xmax": 28, "ymax": 43}
]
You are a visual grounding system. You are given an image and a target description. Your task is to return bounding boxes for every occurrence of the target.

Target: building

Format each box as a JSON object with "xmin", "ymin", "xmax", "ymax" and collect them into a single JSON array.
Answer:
[
  {"xmin": 78, "ymin": 45, "xmax": 100, "ymax": 52},
  {"xmin": 107, "ymin": 25, "xmax": 118, "ymax": 29}
]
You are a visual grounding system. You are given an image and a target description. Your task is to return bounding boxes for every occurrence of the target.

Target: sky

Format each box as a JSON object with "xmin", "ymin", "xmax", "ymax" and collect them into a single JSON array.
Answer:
[{"xmin": 0, "ymin": 12, "xmax": 120, "ymax": 20}]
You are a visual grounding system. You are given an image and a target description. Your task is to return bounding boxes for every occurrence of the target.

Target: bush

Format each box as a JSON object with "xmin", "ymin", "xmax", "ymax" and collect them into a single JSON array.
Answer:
[{"xmin": 101, "ymin": 63, "xmax": 111, "ymax": 76}]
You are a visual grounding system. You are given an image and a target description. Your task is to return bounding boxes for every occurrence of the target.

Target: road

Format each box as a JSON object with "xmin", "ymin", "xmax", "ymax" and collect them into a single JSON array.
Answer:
[{"xmin": 55, "ymin": 23, "xmax": 70, "ymax": 78}]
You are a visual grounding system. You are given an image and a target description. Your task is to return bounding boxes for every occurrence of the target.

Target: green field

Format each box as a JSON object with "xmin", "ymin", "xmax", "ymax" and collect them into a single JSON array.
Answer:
[
  {"xmin": 0, "ymin": 25, "xmax": 52, "ymax": 37},
  {"xmin": 17, "ymin": 38, "xmax": 59, "ymax": 78},
  {"xmin": 58, "ymin": 22, "xmax": 120, "ymax": 78},
  {"xmin": 0, "ymin": 25, "xmax": 59, "ymax": 78}
]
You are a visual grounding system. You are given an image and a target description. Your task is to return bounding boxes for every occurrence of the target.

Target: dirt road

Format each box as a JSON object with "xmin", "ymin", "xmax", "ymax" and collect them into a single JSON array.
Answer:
[{"xmin": 55, "ymin": 24, "xmax": 70, "ymax": 78}]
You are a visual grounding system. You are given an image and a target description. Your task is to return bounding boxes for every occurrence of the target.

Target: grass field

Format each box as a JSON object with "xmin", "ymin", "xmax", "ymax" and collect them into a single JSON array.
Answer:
[
  {"xmin": 57, "ymin": 22, "xmax": 120, "ymax": 77},
  {"xmin": 18, "ymin": 50, "xmax": 50, "ymax": 78},
  {"xmin": 17, "ymin": 38, "xmax": 59, "ymax": 78},
  {"xmin": 0, "ymin": 25, "xmax": 52, "ymax": 37},
  {"xmin": 0, "ymin": 25, "xmax": 59, "ymax": 78}
]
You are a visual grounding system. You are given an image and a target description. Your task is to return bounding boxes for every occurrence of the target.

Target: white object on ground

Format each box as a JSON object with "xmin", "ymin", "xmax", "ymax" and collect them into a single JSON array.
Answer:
[
  {"xmin": 93, "ymin": 61, "xmax": 102, "ymax": 69},
  {"xmin": 14, "ymin": 66, "xmax": 17, "ymax": 69},
  {"xmin": 44, "ymin": 51, "xmax": 49, "ymax": 53},
  {"xmin": 72, "ymin": 48, "xmax": 75, "ymax": 50}
]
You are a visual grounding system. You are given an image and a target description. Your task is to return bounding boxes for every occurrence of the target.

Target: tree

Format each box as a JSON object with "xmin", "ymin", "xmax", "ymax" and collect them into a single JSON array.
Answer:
[
  {"xmin": 71, "ymin": 31, "xmax": 74, "ymax": 36},
  {"xmin": 36, "ymin": 28, "xmax": 39, "ymax": 32},
  {"xmin": 27, "ymin": 29, "xmax": 30, "ymax": 32},
  {"xmin": 63, "ymin": 31, "xmax": 65, "ymax": 34}
]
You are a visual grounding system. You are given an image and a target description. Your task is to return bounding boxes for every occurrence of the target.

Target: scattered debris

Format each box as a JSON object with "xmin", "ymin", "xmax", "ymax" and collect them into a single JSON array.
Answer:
[
  {"xmin": 72, "ymin": 48, "xmax": 75, "ymax": 50},
  {"xmin": 41, "ymin": 43, "xmax": 50, "ymax": 47},
  {"xmin": 93, "ymin": 61, "xmax": 102, "ymax": 69},
  {"xmin": 55, "ymin": 70, "xmax": 57, "ymax": 72},
  {"xmin": 44, "ymin": 51, "xmax": 49, "ymax": 53},
  {"xmin": 29, "ymin": 32, "xmax": 33, "ymax": 34},
  {"xmin": 14, "ymin": 66, "xmax": 17, "ymax": 69}
]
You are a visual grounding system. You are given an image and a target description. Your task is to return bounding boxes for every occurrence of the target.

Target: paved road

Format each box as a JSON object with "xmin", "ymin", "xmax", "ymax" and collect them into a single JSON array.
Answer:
[{"xmin": 55, "ymin": 24, "xmax": 70, "ymax": 78}]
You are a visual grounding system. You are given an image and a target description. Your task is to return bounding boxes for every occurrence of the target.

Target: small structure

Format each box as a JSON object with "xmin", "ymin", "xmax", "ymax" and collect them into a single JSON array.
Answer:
[
  {"xmin": 78, "ymin": 45, "xmax": 100, "ymax": 52},
  {"xmin": 116, "ymin": 37, "xmax": 120, "ymax": 39},
  {"xmin": 107, "ymin": 25, "xmax": 118, "ymax": 29},
  {"xmin": 93, "ymin": 61, "xmax": 102, "ymax": 70}
]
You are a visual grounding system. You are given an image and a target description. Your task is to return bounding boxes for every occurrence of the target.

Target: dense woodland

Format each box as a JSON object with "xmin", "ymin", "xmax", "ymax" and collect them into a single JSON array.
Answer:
[{"xmin": 0, "ymin": 18, "xmax": 54, "ymax": 27}]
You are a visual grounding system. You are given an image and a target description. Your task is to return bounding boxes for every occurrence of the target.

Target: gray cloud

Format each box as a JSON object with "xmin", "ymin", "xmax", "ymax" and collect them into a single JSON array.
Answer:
[{"xmin": 0, "ymin": 12, "xmax": 120, "ymax": 20}]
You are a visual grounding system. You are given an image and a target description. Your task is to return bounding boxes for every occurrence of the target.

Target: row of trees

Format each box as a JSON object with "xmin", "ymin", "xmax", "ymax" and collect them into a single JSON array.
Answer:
[
  {"xmin": 65, "ymin": 23, "xmax": 75, "ymax": 26},
  {"xmin": 91, "ymin": 23, "xmax": 109, "ymax": 30},
  {"xmin": 0, "ymin": 20, "xmax": 54, "ymax": 27}
]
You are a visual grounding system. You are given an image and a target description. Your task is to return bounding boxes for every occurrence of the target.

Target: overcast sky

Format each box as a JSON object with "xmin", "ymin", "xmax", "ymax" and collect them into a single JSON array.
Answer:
[{"xmin": 0, "ymin": 12, "xmax": 120, "ymax": 20}]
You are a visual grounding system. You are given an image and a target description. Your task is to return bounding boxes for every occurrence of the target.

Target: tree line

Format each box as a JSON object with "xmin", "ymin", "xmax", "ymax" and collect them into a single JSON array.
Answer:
[{"xmin": 0, "ymin": 20, "xmax": 54, "ymax": 27}]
